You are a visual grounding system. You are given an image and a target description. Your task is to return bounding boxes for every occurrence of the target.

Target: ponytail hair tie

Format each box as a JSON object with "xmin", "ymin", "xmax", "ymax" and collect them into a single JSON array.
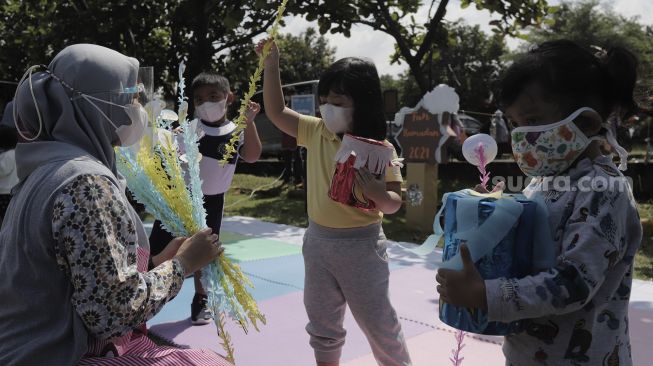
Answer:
[{"xmin": 590, "ymin": 45, "xmax": 608, "ymax": 63}]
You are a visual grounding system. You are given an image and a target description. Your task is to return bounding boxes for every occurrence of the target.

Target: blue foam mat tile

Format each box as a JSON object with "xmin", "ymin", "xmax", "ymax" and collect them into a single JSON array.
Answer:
[
  {"xmin": 148, "ymin": 277, "xmax": 196, "ymax": 326},
  {"xmin": 245, "ymin": 270, "xmax": 304, "ymax": 301},
  {"xmin": 387, "ymin": 244, "xmax": 443, "ymax": 271},
  {"xmin": 148, "ymin": 255, "xmax": 306, "ymax": 326},
  {"xmin": 147, "ymin": 247, "xmax": 437, "ymax": 327},
  {"xmin": 239, "ymin": 254, "xmax": 306, "ymax": 291}
]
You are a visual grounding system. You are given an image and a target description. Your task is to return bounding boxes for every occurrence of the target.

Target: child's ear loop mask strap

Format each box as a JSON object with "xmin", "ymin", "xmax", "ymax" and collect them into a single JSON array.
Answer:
[
  {"xmin": 578, "ymin": 109, "xmax": 628, "ymax": 171},
  {"xmin": 596, "ymin": 112, "xmax": 629, "ymax": 171},
  {"xmin": 603, "ymin": 123, "xmax": 629, "ymax": 170}
]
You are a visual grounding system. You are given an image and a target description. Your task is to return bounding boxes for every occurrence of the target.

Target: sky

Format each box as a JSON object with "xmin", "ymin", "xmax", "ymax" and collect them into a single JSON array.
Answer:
[{"xmin": 266, "ymin": 0, "xmax": 652, "ymax": 77}]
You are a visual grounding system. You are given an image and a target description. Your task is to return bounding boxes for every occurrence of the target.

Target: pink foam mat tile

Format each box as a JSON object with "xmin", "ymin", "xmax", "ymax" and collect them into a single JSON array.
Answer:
[
  {"xmin": 629, "ymin": 307, "xmax": 653, "ymax": 365},
  {"xmin": 149, "ymin": 287, "xmax": 437, "ymax": 366},
  {"xmin": 343, "ymin": 329, "xmax": 504, "ymax": 366}
]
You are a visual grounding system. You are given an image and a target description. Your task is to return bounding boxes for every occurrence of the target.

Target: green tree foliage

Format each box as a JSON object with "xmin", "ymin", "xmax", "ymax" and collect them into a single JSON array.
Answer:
[
  {"xmin": 220, "ymin": 26, "xmax": 337, "ymax": 91},
  {"xmin": 167, "ymin": 0, "xmax": 281, "ymax": 90},
  {"xmin": 380, "ymin": 73, "xmax": 419, "ymax": 108},
  {"xmin": 276, "ymin": 27, "xmax": 336, "ymax": 84},
  {"xmin": 387, "ymin": 22, "xmax": 507, "ymax": 111},
  {"xmin": 524, "ymin": 0, "xmax": 653, "ymax": 97},
  {"xmin": 380, "ymin": 74, "xmax": 402, "ymax": 92},
  {"xmin": 0, "ymin": 0, "xmax": 552, "ymax": 106},
  {"xmin": 298, "ymin": 0, "xmax": 553, "ymax": 95},
  {"xmin": 221, "ymin": 27, "xmax": 335, "ymax": 119},
  {"xmin": 0, "ymin": 0, "xmax": 175, "ymax": 101},
  {"xmin": 427, "ymin": 22, "xmax": 506, "ymax": 111},
  {"xmin": 0, "ymin": 0, "xmax": 280, "ymax": 102}
]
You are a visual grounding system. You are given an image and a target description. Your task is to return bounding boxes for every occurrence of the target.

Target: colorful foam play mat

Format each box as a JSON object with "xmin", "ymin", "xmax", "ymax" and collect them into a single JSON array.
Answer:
[{"xmin": 146, "ymin": 216, "xmax": 653, "ymax": 366}]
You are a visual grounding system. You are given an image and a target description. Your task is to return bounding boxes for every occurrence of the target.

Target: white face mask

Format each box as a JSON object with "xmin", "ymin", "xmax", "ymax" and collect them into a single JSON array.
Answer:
[
  {"xmin": 195, "ymin": 99, "xmax": 227, "ymax": 123},
  {"xmin": 80, "ymin": 94, "xmax": 149, "ymax": 147},
  {"xmin": 319, "ymin": 103, "xmax": 353, "ymax": 134},
  {"xmin": 118, "ymin": 104, "xmax": 149, "ymax": 146}
]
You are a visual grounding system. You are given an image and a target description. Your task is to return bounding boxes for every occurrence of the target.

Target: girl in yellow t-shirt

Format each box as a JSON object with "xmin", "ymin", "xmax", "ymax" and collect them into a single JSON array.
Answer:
[{"xmin": 257, "ymin": 40, "xmax": 411, "ymax": 366}]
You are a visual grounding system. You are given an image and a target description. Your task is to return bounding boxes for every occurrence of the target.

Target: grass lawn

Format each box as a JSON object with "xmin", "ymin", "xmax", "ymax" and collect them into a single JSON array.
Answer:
[
  {"xmin": 223, "ymin": 173, "xmax": 447, "ymax": 243},
  {"xmin": 224, "ymin": 174, "xmax": 309, "ymax": 228},
  {"xmin": 225, "ymin": 174, "xmax": 653, "ymax": 281},
  {"xmin": 636, "ymin": 203, "xmax": 653, "ymax": 280}
]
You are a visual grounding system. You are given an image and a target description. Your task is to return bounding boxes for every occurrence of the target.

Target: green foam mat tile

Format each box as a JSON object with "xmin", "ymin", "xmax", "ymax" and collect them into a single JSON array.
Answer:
[
  {"xmin": 220, "ymin": 231, "xmax": 250, "ymax": 243},
  {"xmin": 221, "ymin": 233, "xmax": 302, "ymax": 262}
]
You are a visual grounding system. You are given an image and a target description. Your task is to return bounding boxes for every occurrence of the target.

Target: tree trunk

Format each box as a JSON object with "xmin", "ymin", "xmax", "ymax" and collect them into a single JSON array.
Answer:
[
  {"xmin": 186, "ymin": 0, "xmax": 213, "ymax": 85},
  {"xmin": 407, "ymin": 60, "xmax": 430, "ymax": 94},
  {"xmin": 374, "ymin": 0, "xmax": 449, "ymax": 95}
]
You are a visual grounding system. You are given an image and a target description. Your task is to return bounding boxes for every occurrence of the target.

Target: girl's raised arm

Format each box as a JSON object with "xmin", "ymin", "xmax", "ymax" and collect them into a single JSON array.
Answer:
[{"xmin": 257, "ymin": 39, "xmax": 301, "ymax": 137}]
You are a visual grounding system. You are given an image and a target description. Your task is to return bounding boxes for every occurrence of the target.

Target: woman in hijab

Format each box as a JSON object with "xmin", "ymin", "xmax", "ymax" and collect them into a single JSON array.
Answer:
[{"xmin": 0, "ymin": 44, "xmax": 232, "ymax": 365}]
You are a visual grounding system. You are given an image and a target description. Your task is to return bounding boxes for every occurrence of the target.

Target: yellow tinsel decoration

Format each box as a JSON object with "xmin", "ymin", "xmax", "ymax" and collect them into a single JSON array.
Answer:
[
  {"xmin": 119, "ymin": 1, "xmax": 291, "ymax": 361},
  {"xmin": 137, "ymin": 141, "xmax": 200, "ymax": 235},
  {"xmin": 219, "ymin": 0, "xmax": 289, "ymax": 165},
  {"xmin": 216, "ymin": 313, "xmax": 235, "ymax": 364},
  {"xmin": 131, "ymin": 128, "xmax": 265, "ymax": 364}
]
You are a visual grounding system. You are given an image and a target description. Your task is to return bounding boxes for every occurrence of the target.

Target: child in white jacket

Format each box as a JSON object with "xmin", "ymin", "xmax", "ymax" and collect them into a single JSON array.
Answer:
[{"xmin": 0, "ymin": 102, "xmax": 19, "ymax": 222}]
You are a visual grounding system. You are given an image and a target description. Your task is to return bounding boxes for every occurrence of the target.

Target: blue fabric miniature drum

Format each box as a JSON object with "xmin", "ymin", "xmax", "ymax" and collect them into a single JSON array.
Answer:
[{"xmin": 421, "ymin": 189, "xmax": 554, "ymax": 335}]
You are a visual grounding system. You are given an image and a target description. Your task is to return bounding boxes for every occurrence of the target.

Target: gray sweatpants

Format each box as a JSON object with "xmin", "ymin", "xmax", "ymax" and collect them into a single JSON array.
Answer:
[{"xmin": 303, "ymin": 221, "xmax": 412, "ymax": 366}]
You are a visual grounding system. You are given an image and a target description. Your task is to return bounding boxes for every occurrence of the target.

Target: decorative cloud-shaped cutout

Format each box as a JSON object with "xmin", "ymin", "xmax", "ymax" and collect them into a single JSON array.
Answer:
[{"xmin": 421, "ymin": 84, "xmax": 459, "ymax": 115}]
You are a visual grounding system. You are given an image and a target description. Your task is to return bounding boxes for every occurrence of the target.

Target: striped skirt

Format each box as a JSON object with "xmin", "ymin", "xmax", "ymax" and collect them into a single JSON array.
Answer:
[
  {"xmin": 78, "ymin": 248, "xmax": 232, "ymax": 366},
  {"xmin": 78, "ymin": 330, "xmax": 232, "ymax": 366}
]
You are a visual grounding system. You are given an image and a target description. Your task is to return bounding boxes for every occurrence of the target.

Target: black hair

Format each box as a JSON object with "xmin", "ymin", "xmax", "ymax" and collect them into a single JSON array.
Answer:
[
  {"xmin": 0, "ymin": 126, "xmax": 17, "ymax": 151},
  {"xmin": 318, "ymin": 58, "xmax": 387, "ymax": 141},
  {"xmin": 498, "ymin": 39, "xmax": 639, "ymax": 120},
  {"xmin": 191, "ymin": 72, "xmax": 230, "ymax": 96}
]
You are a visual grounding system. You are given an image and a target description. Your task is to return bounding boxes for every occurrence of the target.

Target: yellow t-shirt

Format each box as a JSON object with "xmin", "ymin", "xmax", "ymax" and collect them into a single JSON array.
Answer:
[{"xmin": 297, "ymin": 115, "xmax": 403, "ymax": 229}]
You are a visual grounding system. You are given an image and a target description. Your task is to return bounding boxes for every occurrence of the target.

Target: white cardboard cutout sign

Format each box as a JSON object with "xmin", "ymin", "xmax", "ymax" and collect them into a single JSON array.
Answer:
[{"xmin": 394, "ymin": 84, "xmax": 461, "ymax": 163}]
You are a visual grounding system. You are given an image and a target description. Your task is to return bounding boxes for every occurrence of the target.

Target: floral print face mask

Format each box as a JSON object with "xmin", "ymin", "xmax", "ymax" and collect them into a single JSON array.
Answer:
[{"xmin": 510, "ymin": 107, "xmax": 601, "ymax": 177}]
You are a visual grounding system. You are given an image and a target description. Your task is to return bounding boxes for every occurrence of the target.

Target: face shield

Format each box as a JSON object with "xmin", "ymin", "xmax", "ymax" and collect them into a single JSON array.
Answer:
[
  {"xmin": 13, "ymin": 62, "xmax": 160, "ymax": 148},
  {"xmin": 114, "ymin": 66, "xmax": 153, "ymax": 108},
  {"xmin": 68, "ymin": 66, "xmax": 154, "ymax": 147},
  {"xmin": 130, "ymin": 67, "xmax": 169, "ymax": 151},
  {"xmin": 64, "ymin": 65, "xmax": 151, "ymax": 123}
]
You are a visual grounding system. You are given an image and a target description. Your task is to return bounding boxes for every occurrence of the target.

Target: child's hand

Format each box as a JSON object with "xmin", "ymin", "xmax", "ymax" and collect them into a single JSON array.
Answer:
[
  {"xmin": 151, "ymin": 236, "xmax": 186, "ymax": 268},
  {"xmin": 174, "ymin": 228, "xmax": 224, "ymax": 276},
  {"xmin": 436, "ymin": 244, "xmax": 488, "ymax": 310},
  {"xmin": 473, "ymin": 181, "xmax": 505, "ymax": 194},
  {"xmin": 255, "ymin": 38, "xmax": 280, "ymax": 67},
  {"xmin": 245, "ymin": 101, "xmax": 261, "ymax": 125},
  {"xmin": 355, "ymin": 167, "xmax": 387, "ymax": 203}
]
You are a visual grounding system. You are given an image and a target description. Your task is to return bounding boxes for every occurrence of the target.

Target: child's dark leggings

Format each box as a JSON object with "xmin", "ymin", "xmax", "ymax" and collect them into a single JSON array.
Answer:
[{"xmin": 149, "ymin": 193, "xmax": 225, "ymax": 256}]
